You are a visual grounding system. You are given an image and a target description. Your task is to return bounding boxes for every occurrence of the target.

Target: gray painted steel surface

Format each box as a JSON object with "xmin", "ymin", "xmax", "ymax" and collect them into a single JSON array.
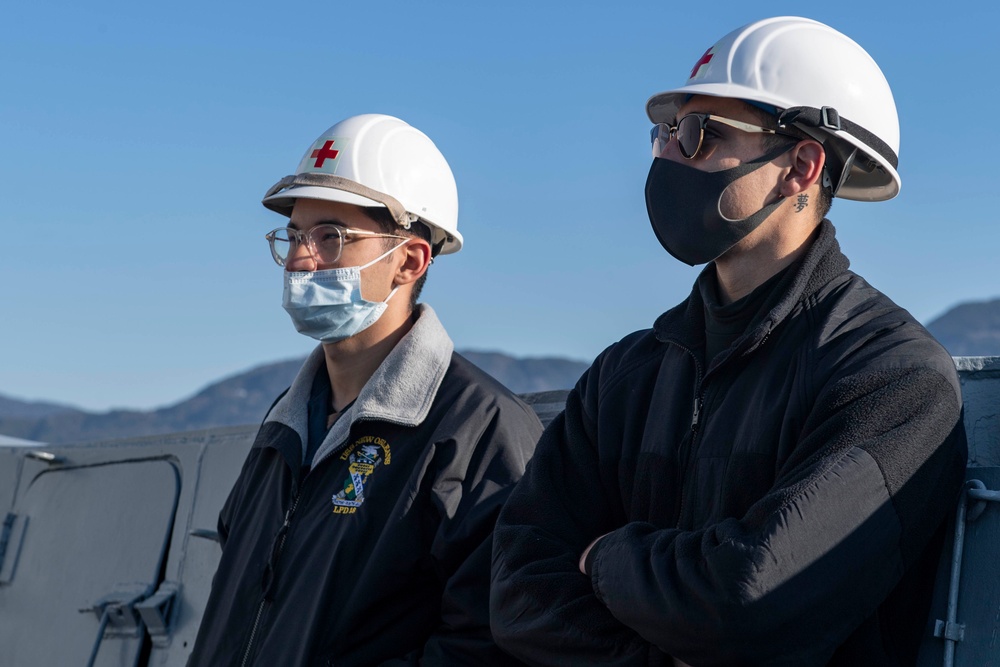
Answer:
[
  {"xmin": 0, "ymin": 426, "xmax": 255, "ymax": 667},
  {"xmin": 0, "ymin": 372, "xmax": 997, "ymax": 666},
  {"xmin": 917, "ymin": 357, "xmax": 1000, "ymax": 667}
]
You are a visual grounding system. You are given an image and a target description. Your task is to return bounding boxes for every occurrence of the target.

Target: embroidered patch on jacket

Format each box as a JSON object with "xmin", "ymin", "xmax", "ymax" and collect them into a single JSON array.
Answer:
[{"xmin": 331, "ymin": 436, "xmax": 391, "ymax": 515}]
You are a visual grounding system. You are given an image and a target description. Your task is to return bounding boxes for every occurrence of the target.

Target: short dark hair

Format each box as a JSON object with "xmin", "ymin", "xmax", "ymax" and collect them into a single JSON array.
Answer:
[
  {"xmin": 362, "ymin": 207, "xmax": 432, "ymax": 309},
  {"xmin": 738, "ymin": 102, "xmax": 833, "ymax": 219}
]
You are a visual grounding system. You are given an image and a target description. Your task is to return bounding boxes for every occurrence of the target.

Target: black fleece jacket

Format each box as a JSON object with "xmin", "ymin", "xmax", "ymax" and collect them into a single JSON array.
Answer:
[
  {"xmin": 491, "ymin": 221, "xmax": 967, "ymax": 666},
  {"xmin": 190, "ymin": 306, "xmax": 542, "ymax": 667}
]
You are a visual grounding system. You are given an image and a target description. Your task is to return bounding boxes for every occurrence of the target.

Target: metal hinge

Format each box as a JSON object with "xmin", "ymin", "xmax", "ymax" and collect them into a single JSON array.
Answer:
[
  {"xmin": 85, "ymin": 583, "xmax": 150, "ymax": 638},
  {"xmin": 933, "ymin": 619, "xmax": 965, "ymax": 642},
  {"xmin": 135, "ymin": 582, "xmax": 179, "ymax": 647}
]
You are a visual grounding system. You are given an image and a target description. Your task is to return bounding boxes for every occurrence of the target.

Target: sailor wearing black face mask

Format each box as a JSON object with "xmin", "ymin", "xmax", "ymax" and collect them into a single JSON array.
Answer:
[
  {"xmin": 645, "ymin": 137, "xmax": 795, "ymax": 266},
  {"xmin": 492, "ymin": 16, "xmax": 967, "ymax": 667}
]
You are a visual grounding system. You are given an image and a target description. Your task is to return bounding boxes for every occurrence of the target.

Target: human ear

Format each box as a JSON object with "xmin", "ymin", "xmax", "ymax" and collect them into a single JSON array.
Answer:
[
  {"xmin": 780, "ymin": 140, "xmax": 826, "ymax": 197},
  {"xmin": 394, "ymin": 238, "xmax": 432, "ymax": 286}
]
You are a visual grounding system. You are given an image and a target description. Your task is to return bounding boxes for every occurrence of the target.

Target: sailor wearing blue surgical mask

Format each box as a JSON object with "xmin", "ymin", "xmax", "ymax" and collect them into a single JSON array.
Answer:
[
  {"xmin": 281, "ymin": 198, "xmax": 415, "ymax": 356},
  {"xmin": 189, "ymin": 114, "xmax": 542, "ymax": 667}
]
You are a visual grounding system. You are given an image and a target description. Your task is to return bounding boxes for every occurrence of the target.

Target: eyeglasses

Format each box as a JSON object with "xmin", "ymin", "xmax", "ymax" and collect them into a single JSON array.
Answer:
[
  {"xmin": 650, "ymin": 113, "xmax": 791, "ymax": 160},
  {"xmin": 265, "ymin": 224, "xmax": 406, "ymax": 267}
]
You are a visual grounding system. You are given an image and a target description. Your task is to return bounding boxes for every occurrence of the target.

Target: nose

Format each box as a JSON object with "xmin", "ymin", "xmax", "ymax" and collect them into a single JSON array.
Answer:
[
  {"xmin": 660, "ymin": 129, "xmax": 683, "ymax": 161},
  {"xmin": 652, "ymin": 126, "xmax": 681, "ymax": 161},
  {"xmin": 284, "ymin": 242, "xmax": 318, "ymax": 272}
]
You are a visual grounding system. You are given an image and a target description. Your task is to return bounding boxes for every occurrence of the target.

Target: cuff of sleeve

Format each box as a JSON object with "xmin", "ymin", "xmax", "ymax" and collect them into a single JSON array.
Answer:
[{"xmin": 584, "ymin": 535, "xmax": 606, "ymax": 575}]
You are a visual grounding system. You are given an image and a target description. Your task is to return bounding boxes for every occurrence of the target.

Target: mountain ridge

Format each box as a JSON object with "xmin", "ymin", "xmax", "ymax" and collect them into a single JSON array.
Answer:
[
  {"xmin": 6, "ymin": 295, "xmax": 1000, "ymax": 445},
  {"xmin": 925, "ymin": 297, "xmax": 1000, "ymax": 357},
  {"xmin": 0, "ymin": 350, "xmax": 588, "ymax": 444}
]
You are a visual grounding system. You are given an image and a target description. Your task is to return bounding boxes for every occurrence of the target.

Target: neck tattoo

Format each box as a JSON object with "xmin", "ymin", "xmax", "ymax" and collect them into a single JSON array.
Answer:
[{"xmin": 794, "ymin": 194, "xmax": 809, "ymax": 213}]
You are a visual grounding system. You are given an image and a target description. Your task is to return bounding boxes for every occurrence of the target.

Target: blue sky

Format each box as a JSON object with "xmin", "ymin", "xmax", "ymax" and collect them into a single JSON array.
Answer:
[{"xmin": 2, "ymin": 1, "xmax": 998, "ymax": 411}]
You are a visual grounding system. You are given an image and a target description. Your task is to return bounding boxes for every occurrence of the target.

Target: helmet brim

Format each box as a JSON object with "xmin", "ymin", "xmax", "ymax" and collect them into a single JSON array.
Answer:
[
  {"xmin": 261, "ymin": 185, "xmax": 384, "ymax": 217},
  {"xmin": 261, "ymin": 184, "xmax": 464, "ymax": 255},
  {"xmin": 644, "ymin": 85, "xmax": 900, "ymax": 202},
  {"xmin": 646, "ymin": 84, "xmax": 798, "ymax": 125}
]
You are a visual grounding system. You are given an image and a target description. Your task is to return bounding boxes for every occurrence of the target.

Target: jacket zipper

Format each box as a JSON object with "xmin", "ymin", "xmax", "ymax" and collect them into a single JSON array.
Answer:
[
  {"xmin": 240, "ymin": 492, "xmax": 302, "ymax": 667},
  {"xmin": 691, "ymin": 391, "xmax": 703, "ymax": 432},
  {"xmin": 237, "ymin": 427, "xmax": 366, "ymax": 665},
  {"xmin": 670, "ymin": 321, "xmax": 775, "ymax": 527},
  {"xmin": 237, "ymin": 432, "xmax": 354, "ymax": 667},
  {"xmin": 675, "ymin": 350, "xmax": 704, "ymax": 528},
  {"xmin": 240, "ymin": 601, "xmax": 266, "ymax": 667}
]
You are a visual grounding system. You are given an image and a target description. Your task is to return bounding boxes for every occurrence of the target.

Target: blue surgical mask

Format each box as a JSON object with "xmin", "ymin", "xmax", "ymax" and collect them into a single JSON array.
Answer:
[{"xmin": 282, "ymin": 243, "xmax": 404, "ymax": 343}]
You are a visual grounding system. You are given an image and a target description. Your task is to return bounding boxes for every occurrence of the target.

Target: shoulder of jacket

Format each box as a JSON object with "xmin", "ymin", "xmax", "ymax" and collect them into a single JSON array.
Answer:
[
  {"xmin": 579, "ymin": 328, "xmax": 667, "ymax": 394},
  {"xmin": 808, "ymin": 273, "xmax": 959, "ymax": 386},
  {"xmin": 437, "ymin": 353, "xmax": 544, "ymax": 427}
]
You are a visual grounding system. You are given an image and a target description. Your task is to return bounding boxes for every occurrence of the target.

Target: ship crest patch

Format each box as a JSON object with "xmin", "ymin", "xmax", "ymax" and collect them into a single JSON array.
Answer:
[{"xmin": 332, "ymin": 435, "xmax": 391, "ymax": 515}]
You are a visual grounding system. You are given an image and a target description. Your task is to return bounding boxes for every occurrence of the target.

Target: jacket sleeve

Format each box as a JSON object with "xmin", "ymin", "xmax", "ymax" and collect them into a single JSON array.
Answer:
[
  {"xmin": 216, "ymin": 449, "xmax": 256, "ymax": 551},
  {"xmin": 218, "ymin": 392, "xmax": 288, "ymax": 551},
  {"xmin": 491, "ymin": 360, "xmax": 666, "ymax": 666},
  {"xmin": 586, "ymin": 364, "xmax": 966, "ymax": 666},
  {"xmin": 383, "ymin": 401, "xmax": 543, "ymax": 666}
]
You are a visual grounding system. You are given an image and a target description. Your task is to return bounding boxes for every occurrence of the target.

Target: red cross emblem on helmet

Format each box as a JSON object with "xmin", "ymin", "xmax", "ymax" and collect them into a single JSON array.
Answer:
[
  {"xmin": 311, "ymin": 140, "xmax": 340, "ymax": 168},
  {"xmin": 689, "ymin": 47, "xmax": 715, "ymax": 79},
  {"xmin": 300, "ymin": 136, "xmax": 348, "ymax": 174}
]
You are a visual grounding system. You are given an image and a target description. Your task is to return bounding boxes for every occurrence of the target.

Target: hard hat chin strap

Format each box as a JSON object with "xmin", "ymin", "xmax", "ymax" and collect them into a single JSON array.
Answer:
[
  {"xmin": 777, "ymin": 106, "xmax": 898, "ymax": 170},
  {"xmin": 265, "ymin": 173, "xmax": 419, "ymax": 230},
  {"xmin": 777, "ymin": 105, "xmax": 897, "ymax": 198}
]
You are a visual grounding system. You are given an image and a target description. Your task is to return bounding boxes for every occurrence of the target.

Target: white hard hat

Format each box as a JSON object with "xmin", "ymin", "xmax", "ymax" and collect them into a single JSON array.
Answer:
[
  {"xmin": 263, "ymin": 114, "xmax": 462, "ymax": 254},
  {"xmin": 646, "ymin": 17, "xmax": 901, "ymax": 201}
]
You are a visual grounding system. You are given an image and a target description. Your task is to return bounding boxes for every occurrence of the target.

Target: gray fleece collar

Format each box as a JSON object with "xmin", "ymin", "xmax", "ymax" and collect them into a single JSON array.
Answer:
[{"xmin": 265, "ymin": 304, "xmax": 454, "ymax": 466}]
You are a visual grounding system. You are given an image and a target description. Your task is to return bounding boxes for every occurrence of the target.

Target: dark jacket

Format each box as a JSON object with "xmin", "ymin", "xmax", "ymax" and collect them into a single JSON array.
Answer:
[
  {"xmin": 491, "ymin": 221, "xmax": 967, "ymax": 666},
  {"xmin": 190, "ymin": 306, "xmax": 542, "ymax": 667}
]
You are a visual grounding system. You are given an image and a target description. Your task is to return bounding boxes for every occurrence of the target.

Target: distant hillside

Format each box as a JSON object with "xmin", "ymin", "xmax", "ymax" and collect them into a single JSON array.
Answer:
[
  {"xmin": 0, "ymin": 351, "xmax": 586, "ymax": 445},
  {"xmin": 926, "ymin": 298, "xmax": 1000, "ymax": 356},
  {"xmin": 13, "ymin": 292, "xmax": 1000, "ymax": 445},
  {"xmin": 0, "ymin": 394, "xmax": 80, "ymax": 420},
  {"xmin": 460, "ymin": 351, "xmax": 586, "ymax": 393}
]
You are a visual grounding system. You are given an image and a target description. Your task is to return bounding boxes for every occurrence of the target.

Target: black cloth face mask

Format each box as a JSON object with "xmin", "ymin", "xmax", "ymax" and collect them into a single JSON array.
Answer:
[{"xmin": 644, "ymin": 143, "xmax": 794, "ymax": 266}]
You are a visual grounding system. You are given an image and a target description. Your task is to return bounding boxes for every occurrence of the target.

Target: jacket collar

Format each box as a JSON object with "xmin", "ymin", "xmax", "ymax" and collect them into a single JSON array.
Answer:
[
  {"xmin": 653, "ymin": 219, "xmax": 851, "ymax": 360},
  {"xmin": 264, "ymin": 304, "xmax": 454, "ymax": 464}
]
